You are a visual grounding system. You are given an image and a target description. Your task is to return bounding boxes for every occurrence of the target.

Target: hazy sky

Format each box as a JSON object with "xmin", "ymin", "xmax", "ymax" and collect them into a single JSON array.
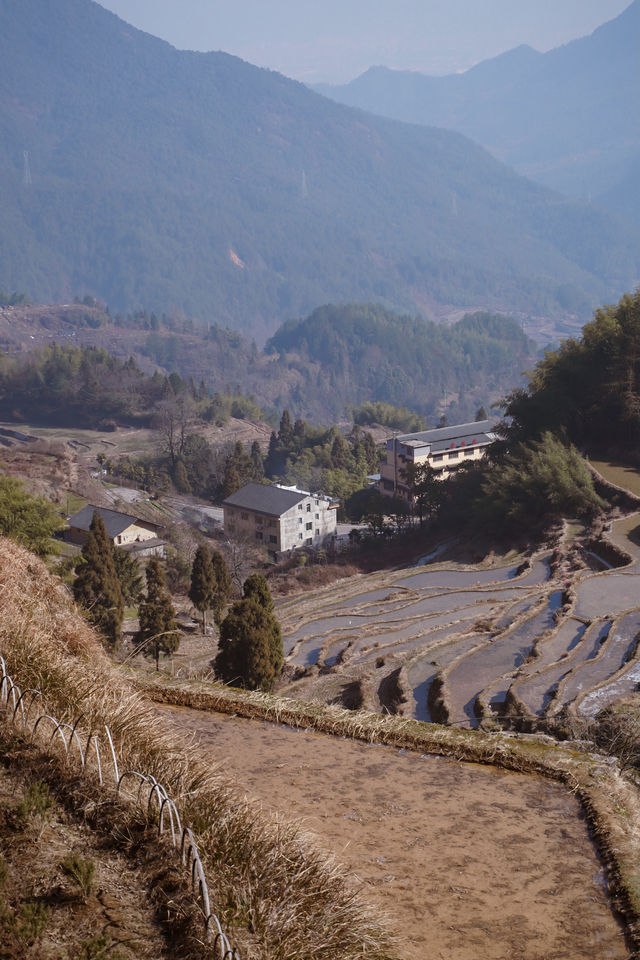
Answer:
[{"xmin": 97, "ymin": 0, "xmax": 630, "ymax": 83}]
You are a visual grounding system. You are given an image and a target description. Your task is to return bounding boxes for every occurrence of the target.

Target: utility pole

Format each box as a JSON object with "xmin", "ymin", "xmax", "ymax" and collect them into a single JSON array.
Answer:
[
  {"xmin": 23, "ymin": 151, "xmax": 32, "ymax": 186},
  {"xmin": 393, "ymin": 431, "xmax": 398, "ymax": 496}
]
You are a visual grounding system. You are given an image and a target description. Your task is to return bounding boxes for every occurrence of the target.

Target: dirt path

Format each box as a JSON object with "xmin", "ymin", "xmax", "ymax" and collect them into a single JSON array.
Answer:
[{"xmin": 158, "ymin": 704, "xmax": 629, "ymax": 960}]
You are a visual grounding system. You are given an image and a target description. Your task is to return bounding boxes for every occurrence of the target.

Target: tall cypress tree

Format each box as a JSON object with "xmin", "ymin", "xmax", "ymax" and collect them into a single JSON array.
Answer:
[
  {"xmin": 73, "ymin": 511, "xmax": 124, "ymax": 649},
  {"xmin": 189, "ymin": 545, "xmax": 216, "ymax": 631},
  {"xmin": 136, "ymin": 558, "xmax": 180, "ymax": 669},
  {"xmin": 211, "ymin": 550, "xmax": 232, "ymax": 627}
]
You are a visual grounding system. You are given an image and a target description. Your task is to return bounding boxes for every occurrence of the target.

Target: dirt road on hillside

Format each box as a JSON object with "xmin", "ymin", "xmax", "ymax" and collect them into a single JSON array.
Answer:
[{"xmin": 157, "ymin": 704, "xmax": 629, "ymax": 960}]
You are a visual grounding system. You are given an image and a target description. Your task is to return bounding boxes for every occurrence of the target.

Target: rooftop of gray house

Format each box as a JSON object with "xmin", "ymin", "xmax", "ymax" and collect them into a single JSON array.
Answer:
[
  {"xmin": 67, "ymin": 505, "xmax": 160, "ymax": 538},
  {"xmin": 222, "ymin": 482, "xmax": 309, "ymax": 517}
]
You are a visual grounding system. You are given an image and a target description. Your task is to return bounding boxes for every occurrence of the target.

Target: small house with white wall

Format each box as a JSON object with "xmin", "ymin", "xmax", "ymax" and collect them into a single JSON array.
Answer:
[{"xmin": 66, "ymin": 505, "xmax": 166, "ymax": 558}]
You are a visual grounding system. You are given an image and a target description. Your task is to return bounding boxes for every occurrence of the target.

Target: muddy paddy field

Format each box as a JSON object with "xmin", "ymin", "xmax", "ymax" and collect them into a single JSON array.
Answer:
[{"xmin": 157, "ymin": 704, "xmax": 629, "ymax": 960}]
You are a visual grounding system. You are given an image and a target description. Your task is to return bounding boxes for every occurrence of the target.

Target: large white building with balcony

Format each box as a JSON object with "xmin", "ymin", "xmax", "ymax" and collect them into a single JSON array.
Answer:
[{"xmin": 379, "ymin": 419, "xmax": 498, "ymax": 499}]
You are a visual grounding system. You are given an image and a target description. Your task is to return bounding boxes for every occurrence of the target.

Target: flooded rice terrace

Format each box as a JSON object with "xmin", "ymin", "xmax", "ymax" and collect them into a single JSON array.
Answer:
[{"xmin": 278, "ymin": 516, "xmax": 640, "ymax": 728}]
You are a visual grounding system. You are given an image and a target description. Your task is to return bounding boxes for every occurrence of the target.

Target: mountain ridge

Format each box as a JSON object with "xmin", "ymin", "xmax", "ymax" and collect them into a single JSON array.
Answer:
[
  {"xmin": 314, "ymin": 1, "xmax": 640, "ymax": 214},
  {"xmin": 0, "ymin": 0, "xmax": 637, "ymax": 336}
]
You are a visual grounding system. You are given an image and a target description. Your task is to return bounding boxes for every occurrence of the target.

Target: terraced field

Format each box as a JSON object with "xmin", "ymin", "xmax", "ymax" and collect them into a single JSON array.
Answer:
[{"xmin": 279, "ymin": 513, "xmax": 640, "ymax": 729}]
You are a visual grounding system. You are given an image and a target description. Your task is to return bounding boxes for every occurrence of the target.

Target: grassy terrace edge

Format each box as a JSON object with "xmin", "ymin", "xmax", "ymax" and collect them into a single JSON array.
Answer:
[{"xmin": 134, "ymin": 670, "xmax": 640, "ymax": 956}]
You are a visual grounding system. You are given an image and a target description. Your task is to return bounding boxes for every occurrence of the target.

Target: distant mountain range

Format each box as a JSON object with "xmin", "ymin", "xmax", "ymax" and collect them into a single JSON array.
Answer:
[
  {"xmin": 0, "ymin": 0, "xmax": 637, "ymax": 338},
  {"xmin": 314, "ymin": 1, "xmax": 640, "ymax": 224}
]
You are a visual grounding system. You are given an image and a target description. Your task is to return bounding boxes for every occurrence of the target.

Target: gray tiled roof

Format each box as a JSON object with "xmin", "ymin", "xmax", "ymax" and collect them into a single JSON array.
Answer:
[
  {"xmin": 397, "ymin": 419, "xmax": 497, "ymax": 449},
  {"xmin": 223, "ymin": 482, "xmax": 307, "ymax": 516},
  {"xmin": 68, "ymin": 505, "xmax": 159, "ymax": 538}
]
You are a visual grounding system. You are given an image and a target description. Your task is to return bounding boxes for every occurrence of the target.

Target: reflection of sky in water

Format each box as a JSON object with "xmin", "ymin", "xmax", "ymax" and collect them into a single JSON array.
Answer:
[
  {"xmin": 575, "ymin": 573, "xmax": 640, "ymax": 619},
  {"xmin": 447, "ymin": 592, "xmax": 563, "ymax": 724}
]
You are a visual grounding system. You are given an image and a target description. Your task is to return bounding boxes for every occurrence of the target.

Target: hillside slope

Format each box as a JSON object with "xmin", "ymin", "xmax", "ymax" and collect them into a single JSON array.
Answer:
[
  {"xmin": 315, "ymin": 1, "xmax": 640, "ymax": 217},
  {"xmin": 0, "ymin": 301, "xmax": 539, "ymax": 423},
  {"xmin": 0, "ymin": 0, "xmax": 637, "ymax": 335}
]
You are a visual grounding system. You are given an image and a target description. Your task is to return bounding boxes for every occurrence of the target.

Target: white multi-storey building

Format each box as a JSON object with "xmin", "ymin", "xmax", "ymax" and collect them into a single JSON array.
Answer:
[{"xmin": 223, "ymin": 483, "xmax": 338, "ymax": 553}]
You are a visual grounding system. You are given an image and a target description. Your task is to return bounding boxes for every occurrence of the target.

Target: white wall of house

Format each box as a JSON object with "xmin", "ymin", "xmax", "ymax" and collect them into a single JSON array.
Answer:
[
  {"xmin": 113, "ymin": 522, "xmax": 158, "ymax": 546},
  {"xmin": 224, "ymin": 495, "xmax": 337, "ymax": 552}
]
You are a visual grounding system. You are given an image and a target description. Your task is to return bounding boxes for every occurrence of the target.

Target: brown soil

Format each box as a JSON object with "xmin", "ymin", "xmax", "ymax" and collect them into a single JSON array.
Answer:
[
  {"xmin": 0, "ymin": 733, "xmax": 210, "ymax": 960},
  {"xmin": 157, "ymin": 704, "xmax": 630, "ymax": 960}
]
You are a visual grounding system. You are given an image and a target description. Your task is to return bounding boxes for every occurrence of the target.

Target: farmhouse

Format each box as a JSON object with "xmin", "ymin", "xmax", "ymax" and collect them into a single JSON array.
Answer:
[
  {"xmin": 379, "ymin": 419, "xmax": 498, "ymax": 499},
  {"xmin": 66, "ymin": 505, "xmax": 166, "ymax": 558},
  {"xmin": 223, "ymin": 482, "xmax": 337, "ymax": 553}
]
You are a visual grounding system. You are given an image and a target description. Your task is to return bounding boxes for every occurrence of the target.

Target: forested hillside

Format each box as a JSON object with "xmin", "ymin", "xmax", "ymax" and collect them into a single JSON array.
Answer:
[
  {"xmin": 266, "ymin": 304, "xmax": 536, "ymax": 422},
  {"xmin": 315, "ymin": 1, "xmax": 640, "ymax": 220},
  {"xmin": 501, "ymin": 289, "xmax": 640, "ymax": 456},
  {"xmin": 0, "ymin": 0, "xmax": 637, "ymax": 336},
  {"xmin": 0, "ymin": 301, "xmax": 538, "ymax": 424}
]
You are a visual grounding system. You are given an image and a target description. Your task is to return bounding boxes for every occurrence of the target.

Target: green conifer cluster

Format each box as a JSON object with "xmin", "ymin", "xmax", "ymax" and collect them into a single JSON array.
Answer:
[{"xmin": 188, "ymin": 546, "xmax": 232, "ymax": 631}]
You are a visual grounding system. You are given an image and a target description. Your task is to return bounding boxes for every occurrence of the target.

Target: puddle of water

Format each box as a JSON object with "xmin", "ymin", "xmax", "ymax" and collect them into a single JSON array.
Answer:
[
  {"xmin": 395, "ymin": 565, "xmax": 520, "ymax": 591},
  {"xmin": 575, "ymin": 572, "xmax": 640, "ymax": 619}
]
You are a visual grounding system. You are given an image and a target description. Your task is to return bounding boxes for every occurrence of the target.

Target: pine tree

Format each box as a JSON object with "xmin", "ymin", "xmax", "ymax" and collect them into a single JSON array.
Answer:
[
  {"xmin": 189, "ymin": 545, "xmax": 216, "ymax": 631},
  {"xmin": 73, "ymin": 511, "xmax": 124, "ymax": 649},
  {"xmin": 136, "ymin": 558, "xmax": 180, "ymax": 669},
  {"xmin": 112, "ymin": 548, "xmax": 143, "ymax": 605},
  {"xmin": 173, "ymin": 459, "xmax": 192, "ymax": 494},
  {"xmin": 220, "ymin": 461, "xmax": 242, "ymax": 499},
  {"xmin": 243, "ymin": 573, "xmax": 274, "ymax": 612},
  {"xmin": 250, "ymin": 440, "xmax": 264, "ymax": 479}
]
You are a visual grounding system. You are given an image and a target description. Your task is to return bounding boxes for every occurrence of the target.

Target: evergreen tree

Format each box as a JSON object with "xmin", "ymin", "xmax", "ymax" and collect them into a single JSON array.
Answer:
[
  {"xmin": 243, "ymin": 573, "xmax": 274, "ymax": 613},
  {"xmin": 278, "ymin": 409, "xmax": 294, "ymax": 445},
  {"xmin": 401, "ymin": 461, "xmax": 443, "ymax": 527},
  {"xmin": 73, "ymin": 511, "xmax": 124, "ymax": 649},
  {"xmin": 136, "ymin": 558, "xmax": 180, "ymax": 669},
  {"xmin": 220, "ymin": 461, "xmax": 242, "ymax": 499},
  {"xmin": 173, "ymin": 459, "xmax": 192, "ymax": 494},
  {"xmin": 211, "ymin": 549, "xmax": 233, "ymax": 627},
  {"xmin": 112, "ymin": 548, "xmax": 143, "ymax": 605},
  {"xmin": 0, "ymin": 477, "xmax": 63, "ymax": 556},
  {"xmin": 330, "ymin": 434, "xmax": 349, "ymax": 470},
  {"xmin": 265, "ymin": 430, "xmax": 280, "ymax": 477},
  {"xmin": 241, "ymin": 574, "xmax": 283, "ymax": 677},
  {"xmin": 215, "ymin": 598, "xmax": 281, "ymax": 691},
  {"xmin": 475, "ymin": 406, "xmax": 488, "ymax": 421},
  {"xmin": 250, "ymin": 440, "xmax": 264, "ymax": 479},
  {"xmin": 189, "ymin": 545, "xmax": 216, "ymax": 631}
]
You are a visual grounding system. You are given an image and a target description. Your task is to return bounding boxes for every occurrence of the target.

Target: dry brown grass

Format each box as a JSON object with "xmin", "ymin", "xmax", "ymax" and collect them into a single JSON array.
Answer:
[{"xmin": 0, "ymin": 538, "xmax": 397, "ymax": 960}]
